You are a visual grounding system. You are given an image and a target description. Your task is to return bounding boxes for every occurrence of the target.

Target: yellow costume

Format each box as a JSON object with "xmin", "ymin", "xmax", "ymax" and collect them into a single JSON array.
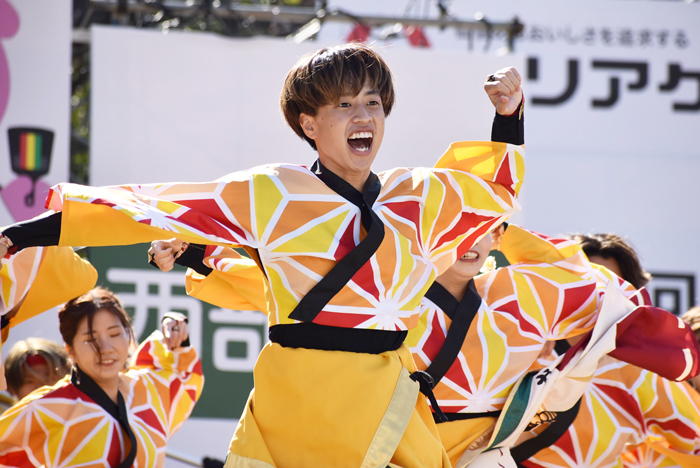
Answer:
[
  {"xmin": 0, "ymin": 331, "xmax": 203, "ymax": 467},
  {"xmin": 0, "ymin": 245, "xmax": 97, "ymax": 389},
  {"xmin": 1, "ymin": 142, "xmax": 525, "ymax": 467},
  {"xmin": 407, "ymin": 226, "xmax": 699, "ymax": 467},
  {"xmin": 520, "ymin": 358, "xmax": 700, "ymax": 468}
]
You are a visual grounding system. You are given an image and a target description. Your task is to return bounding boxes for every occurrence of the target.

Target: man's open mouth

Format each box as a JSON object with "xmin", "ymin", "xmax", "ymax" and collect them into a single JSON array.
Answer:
[
  {"xmin": 348, "ymin": 131, "xmax": 373, "ymax": 152},
  {"xmin": 461, "ymin": 251, "xmax": 479, "ymax": 261}
]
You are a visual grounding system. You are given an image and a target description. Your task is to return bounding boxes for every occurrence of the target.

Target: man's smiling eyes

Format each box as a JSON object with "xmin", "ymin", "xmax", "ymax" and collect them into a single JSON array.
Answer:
[{"xmin": 337, "ymin": 100, "xmax": 381, "ymax": 108}]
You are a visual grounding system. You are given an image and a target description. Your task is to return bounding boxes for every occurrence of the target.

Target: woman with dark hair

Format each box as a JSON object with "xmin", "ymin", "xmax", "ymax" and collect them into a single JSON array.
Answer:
[{"xmin": 0, "ymin": 287, "xmax": 203, "ymax": 467}]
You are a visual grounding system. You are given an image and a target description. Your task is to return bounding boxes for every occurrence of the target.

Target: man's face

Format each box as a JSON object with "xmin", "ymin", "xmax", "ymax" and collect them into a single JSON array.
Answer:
[
  {"xmin": 300, "ymin": 82, "xmax": 385, "ymax": 188},
  {"xmin": 441, "ymin": 231, "xmax": 496, "ymax": 284}
]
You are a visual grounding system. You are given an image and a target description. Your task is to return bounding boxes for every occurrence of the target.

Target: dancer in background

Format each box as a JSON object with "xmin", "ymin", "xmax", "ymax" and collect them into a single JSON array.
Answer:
[
  {"xmin": 4, "ymin": 338, "xmax": 70, "ymax": 401},
  {"xmin": 2, "ymin": 43, "xmax": 527, "ymax": 466},
  {"xmin": 515, "ymin": 234, "xmax": 700, "ymax": 468},
  {"xmin": 0, "ymin": 287, "xmax": 203, "ymax": 467},
  {"xmin": 618, "ymin": 305, "xmax": 700, "ymax": 468},
  {"xmin": 0, "ymin": 243, "xmax": 97, "ymax": 389},
  {"xmin": 407, "ymin": 224, "xmax": 698, "ymax": 468}
]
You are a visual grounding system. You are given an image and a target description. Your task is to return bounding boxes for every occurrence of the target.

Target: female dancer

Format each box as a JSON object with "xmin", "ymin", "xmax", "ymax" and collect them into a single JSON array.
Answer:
[
  {"xmin": 0, "ymin": 287, "xmax": 203, "ymax": 467},
  {"xmin": 0, "ymin": 44, "xmax": 525, "ymax": 466}
]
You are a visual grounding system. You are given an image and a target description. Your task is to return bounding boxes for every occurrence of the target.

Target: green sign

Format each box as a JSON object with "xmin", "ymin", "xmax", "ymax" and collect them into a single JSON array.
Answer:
[{"xmin": 89, "ymin": 244, "xmax": 263, "ymax": 420}]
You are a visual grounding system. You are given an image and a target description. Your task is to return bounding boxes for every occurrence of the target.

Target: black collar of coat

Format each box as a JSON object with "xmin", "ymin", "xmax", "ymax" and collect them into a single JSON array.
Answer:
[
  {"xmin": 425, "ymin": 282, "xmax": 461, "ymax": 320},
  {"xmin": 72, "ymin": 365, "xmax": 137, "ymax": 468},
  {"xmin": 311, "ymin": 159, "xmax": 381, "ymax": 227}
]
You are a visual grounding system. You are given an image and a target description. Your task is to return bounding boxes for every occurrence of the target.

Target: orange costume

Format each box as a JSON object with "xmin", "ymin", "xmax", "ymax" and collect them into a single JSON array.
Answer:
[
  {"xmin": 0, "ymin": 330, "xmax": 203, "ymax": 467},
  {"xmin": 518, "ymin": 357, "xmax": 700, "ymax": 468},
  {"xmin": 406, "ymin": 226, "xmax": 699, "ymax": 467},
  {"xmin": 0, "ymin": 245, "xmax": 97, "ymax": 388},
  {"xmin": 1, "ymin": 140, "xmax": 525, "ymax": 466}
]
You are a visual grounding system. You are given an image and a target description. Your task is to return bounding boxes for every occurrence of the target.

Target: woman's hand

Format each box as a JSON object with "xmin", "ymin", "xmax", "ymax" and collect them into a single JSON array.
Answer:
[
  {"xmin": 484, "ymin": 67, "xmax": 523, "ymax": 116},
  {"xmin": 148, "ymin": 238, "xmax": 187, "ymax": 272},
  {"xmin": 161, "ymin": 313, "xmax": 189, "ymax": 351}
]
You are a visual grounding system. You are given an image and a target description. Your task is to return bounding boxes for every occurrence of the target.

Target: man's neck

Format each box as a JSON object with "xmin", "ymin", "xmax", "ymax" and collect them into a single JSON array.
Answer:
[
  {"xmin": 317, "ymin": 159, "xmax": 370, "ymax": 192},
  {"xmin": 435, "ymin": 276, "xmax": 473, "ymax": 301}
]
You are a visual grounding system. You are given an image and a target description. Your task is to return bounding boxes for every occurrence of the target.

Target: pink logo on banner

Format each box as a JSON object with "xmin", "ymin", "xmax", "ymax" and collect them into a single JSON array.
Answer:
[
  {"xmin": 0, "ymin": 0, "xmax": 19, "ymax": 123},
  {"xmin": 0, "ymin": 2, "xmax": 48, "ymax": 223}
]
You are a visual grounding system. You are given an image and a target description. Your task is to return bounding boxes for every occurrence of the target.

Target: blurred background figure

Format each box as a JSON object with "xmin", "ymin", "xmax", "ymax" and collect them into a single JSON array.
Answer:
[
  {"xmin": 4, "ymin": 338, "xmax": 70, "ymax": 401},
  {"xmin": 569, "ymin": 233, "xmax": 651, "ymax": 290}
]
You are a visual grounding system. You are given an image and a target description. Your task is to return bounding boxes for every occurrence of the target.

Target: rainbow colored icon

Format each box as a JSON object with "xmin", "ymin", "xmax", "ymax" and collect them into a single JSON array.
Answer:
[{"xmin": 7, "ymin": 127, "xmax": 53, "ymax": 206}]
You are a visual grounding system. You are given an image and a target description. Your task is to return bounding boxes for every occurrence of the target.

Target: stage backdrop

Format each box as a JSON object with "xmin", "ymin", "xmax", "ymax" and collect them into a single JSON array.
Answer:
[
  {"xmin": 0, "ymin": 0, "xmax": 71, "ymax": 226},
  {"xmin": 87, "ymin": 28, "xmax": 523, "ymax": 463}
]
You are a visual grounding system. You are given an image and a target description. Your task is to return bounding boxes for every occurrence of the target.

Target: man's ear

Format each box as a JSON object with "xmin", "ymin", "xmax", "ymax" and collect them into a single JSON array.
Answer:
[
  {"xmin": 491, "ymin": 224, "xmax": 505, "ymax": 251},
  {"xmin": 299, "ymin": 113, "xmax": 317, "ymax": 140}
]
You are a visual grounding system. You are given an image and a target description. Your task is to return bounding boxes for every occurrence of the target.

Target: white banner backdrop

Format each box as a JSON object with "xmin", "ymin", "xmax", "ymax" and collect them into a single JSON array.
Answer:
[
  {"xmin": 90, "ymin": 27, "xmax": 519, "ymax": 183},
  {"xmin": 0, "ymin": 0, "xmax": 71, "ymax": 226}
]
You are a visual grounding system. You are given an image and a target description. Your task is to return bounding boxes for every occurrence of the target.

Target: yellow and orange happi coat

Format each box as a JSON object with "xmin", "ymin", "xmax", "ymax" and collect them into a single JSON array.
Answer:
[
  {"xmin": 520, "ymin": 357, "xmax": 700, "ymax": 468},
  {"xmin": 0, "ymin": 245, "xmax": 97, "ymax": 329},
  {"xmin": 406, "ymin": 225, "xmax": 642, "ymax": 416},
  {"xmin": 403, "ymin": 225, "xmax": 685, "ymax": 467},
  {"xmin": 46, "ymin": 141, "xmax": 524, "ymax": 331},
  {"xmin": 0, "ymin": 331, "xmax": 204, "ymax": 467},
  {"xmin": 0, "ymin": 245, "xmax": 97, "ymax": 389}
]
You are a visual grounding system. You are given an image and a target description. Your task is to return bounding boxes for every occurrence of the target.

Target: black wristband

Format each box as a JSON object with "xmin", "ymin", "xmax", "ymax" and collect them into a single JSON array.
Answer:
[
  {"xmin": 491, "ymin": 99, "xmax": 524, "ymax": 145},
  {"xmin": 175, "ymin": 243, "xmax": 213, "ymax": 276},
  {"xmin": 3, "ymin": 212, "xmax": 62, "ymax": 252}
]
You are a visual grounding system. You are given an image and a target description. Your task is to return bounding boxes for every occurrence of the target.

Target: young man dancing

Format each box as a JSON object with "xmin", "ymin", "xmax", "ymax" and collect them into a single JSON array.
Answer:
[{"xmin": 0, "ymin": 44, "xmax": 524, "ymax": 466}]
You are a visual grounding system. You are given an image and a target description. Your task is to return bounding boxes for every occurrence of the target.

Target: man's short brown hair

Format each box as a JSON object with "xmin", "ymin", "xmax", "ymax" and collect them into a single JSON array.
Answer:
[{"xmin": 280, "ymin": 43, "xmax": 395, "ymax": 149}]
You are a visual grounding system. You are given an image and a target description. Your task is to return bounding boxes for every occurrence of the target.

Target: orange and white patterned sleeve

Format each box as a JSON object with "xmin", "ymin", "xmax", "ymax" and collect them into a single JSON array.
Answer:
[
  {"xmin": 0, "ymin": 246, "xmax": 97, "ymax": 327},
  {"xmin": 380, "ymin": 141, "xmax": 524, "ymax": 275},
  {"xmin": 45, "ymin": 172, "xmax": 259, "ymax": 249},
  {"xmin": 498, "ymin": 224, "xmax": 643, "ymax": 300},
  {"xmin": 498, "ymin": 224, "xmax": 583, "ymax": 266},
  {"xmin": 128, "ymin": 331, "xmax": 204, "ymax": 438},
  {"xmin": 494, "ymin": 225, "xmax": 650, "ymax": 340},
  {"xmin": 0, "ymin": 385, "xmax": 58, "ymax": 466},
  {"xmin": 635, "ymin": 377, "xmax": 700, "ymax": 458},
  {"xmin": 185, "ymin": 245, "xmax": 267, "ymax": 312}
]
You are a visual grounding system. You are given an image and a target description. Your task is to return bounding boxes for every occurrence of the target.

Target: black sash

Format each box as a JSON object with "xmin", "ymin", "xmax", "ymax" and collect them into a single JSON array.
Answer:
[
  {"xmin": 510, "ymin": 338, "xmax": 579, "ymax": 465},
  {"xmin": 269, "ymin": 322, "xmax": 406, "ymax": 354},
  {"xmin": 436, "ymin": 410, "xmax": 502, "ymax": 424},
  {"xmin": 72, "ymin": 366, "xmax": 137, "ymax": 468},
  {"xmin": 289, "ymin": 160, "xmax": 385, "ymax": 323},
  {"xmin": 511, "ymin": 399, "xmax": 582, "ymax": 465},
  {"xmin": 417, "ymin": 280, "xmax": 483, "ymax": 423}
]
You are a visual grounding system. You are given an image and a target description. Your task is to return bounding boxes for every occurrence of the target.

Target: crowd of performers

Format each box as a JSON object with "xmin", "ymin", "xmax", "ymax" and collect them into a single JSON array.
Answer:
[{"xmin": 0, "ymin": 43, "xmax": 699, "ymax": 467}]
